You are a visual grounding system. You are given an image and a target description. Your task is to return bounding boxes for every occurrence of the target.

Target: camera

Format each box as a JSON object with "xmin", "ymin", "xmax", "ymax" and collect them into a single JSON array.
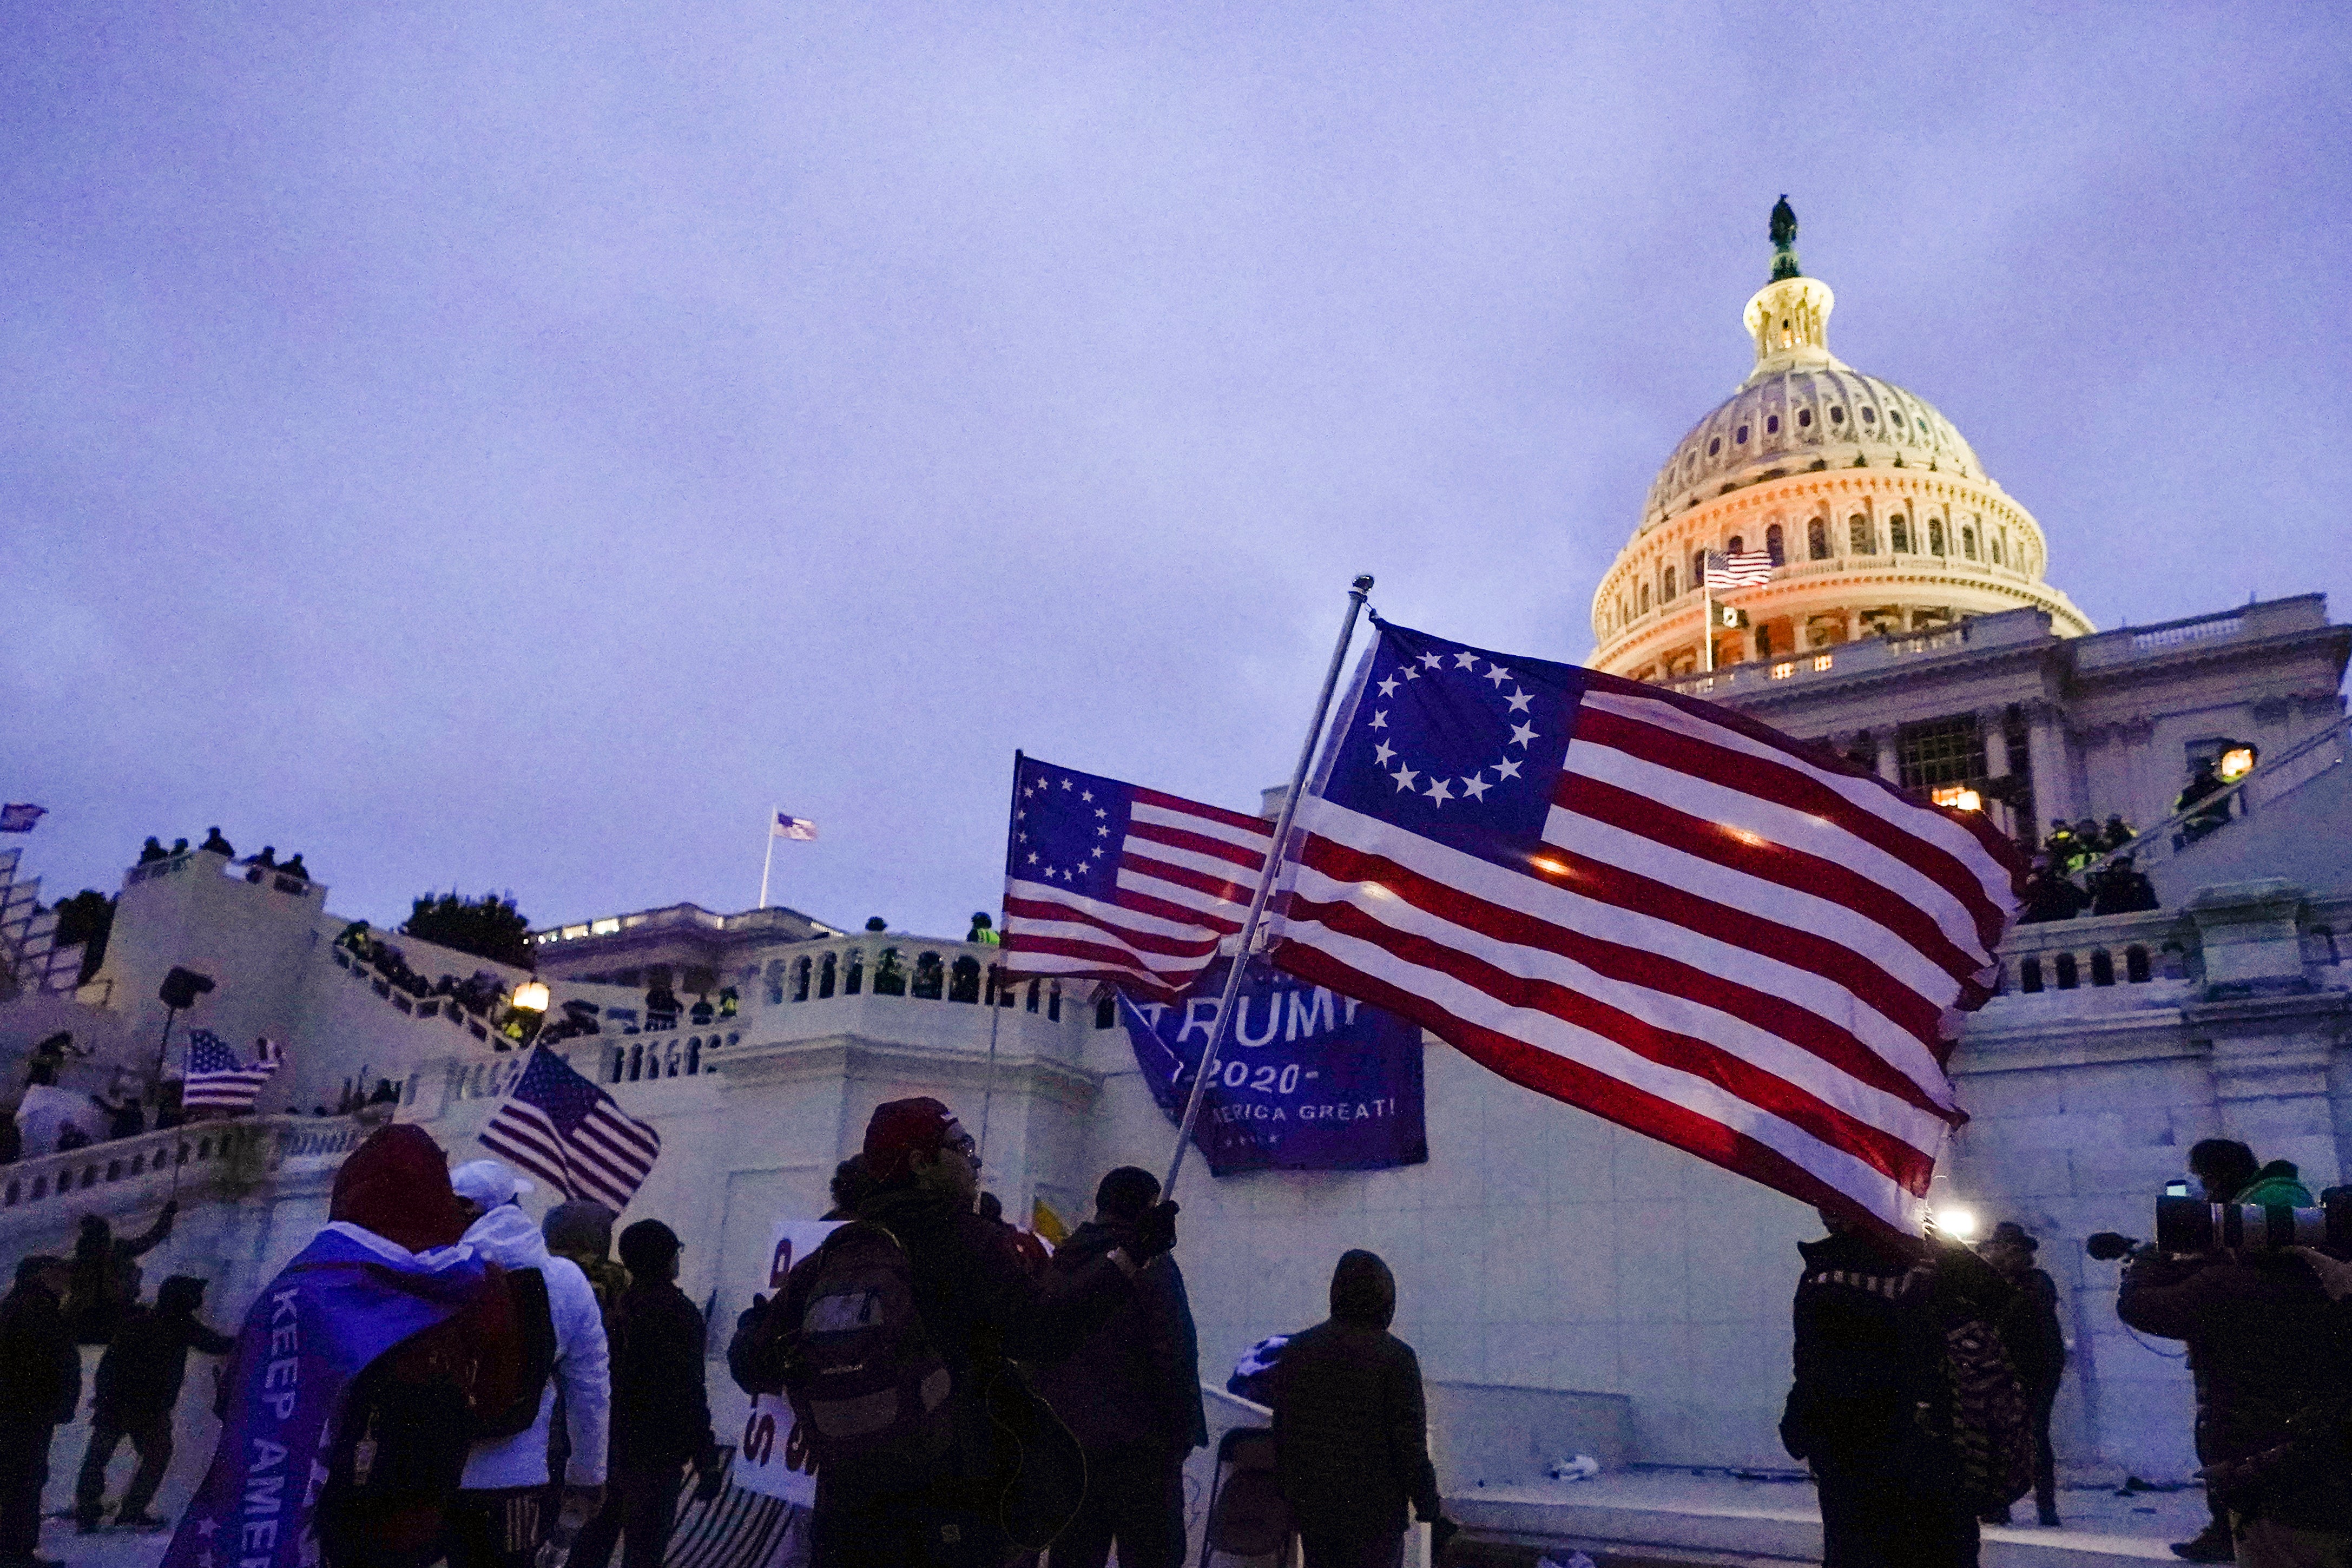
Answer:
[{"xmin": 2087, "ymin": 1190, "xmax": 2352, "ymax": 1260}]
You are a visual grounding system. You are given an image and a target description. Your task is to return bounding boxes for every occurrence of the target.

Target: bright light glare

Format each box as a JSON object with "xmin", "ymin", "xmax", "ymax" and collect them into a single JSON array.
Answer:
[
  {"xmin": 1934, "ymin": 1205, "xmax": 1979, "ymax": 1241},
  {"xmin": 511, "ymin": 980, "xmax": 552, "ymax": 1013},
  {"xmin": 1531, "ymin": 858, "xmax": 1569, "ymax": 876},
  {"xmin": 1930, "ymin": 786, "xmax": 1982, "ymax": 813},
  {"xmin": 2220, "ymin": 746, "xmax": 2258, "ymax": 782}
]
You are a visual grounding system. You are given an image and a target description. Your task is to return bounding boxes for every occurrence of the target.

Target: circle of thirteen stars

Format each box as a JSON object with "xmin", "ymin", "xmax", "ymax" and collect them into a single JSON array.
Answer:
[
  {"xmin": 1367, "ymin": 649, "xmax": 1539, "ymax": 807},
  {"xmin": 1015, "ymin": 775, "xmax": 1113, "ymax": 884}
]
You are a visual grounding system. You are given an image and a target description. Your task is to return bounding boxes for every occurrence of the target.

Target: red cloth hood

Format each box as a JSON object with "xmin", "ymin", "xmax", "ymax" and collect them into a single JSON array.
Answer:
[{"xmin": 331, "ymin": 1125, "xmax": 467, "ymax": 1253}]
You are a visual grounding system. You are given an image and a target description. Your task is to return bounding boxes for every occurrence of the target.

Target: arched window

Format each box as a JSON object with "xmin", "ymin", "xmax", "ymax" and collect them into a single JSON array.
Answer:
[
  {"xmin": 608, "ymin": 1046, "xmax": 625, "ymax": 1084},
  {"xmin": 1693, "ymin": 551, "xmax": 1708, "ymax": 585},
  {"xmin": 1047, "ymin": 983, "xmax": 1063, "ymax": 1023},
  {"xmin": 1639, "ymin": 583, "xmax": 1651, "ymax": 613},
  {"xmin": 1808, "ymin": 517, "xmax": 1829, "ymax": 559},
  {"xmin": 1927, "ymin": 517, "xmax": 1946, "ymax": 555},
  {"xmin": 686, "ymin": 1038, "xmax": 701, "ymax": 1075},
  {"xmin": 873, "ymin": 948, "xmax": 906, "ymax": 996},
  {"xmin": 2125, "ymin": 946, "xmax": 2152, "ymax": 983},
  {"xmin": 818, "ymin": 952, "xmax": 836, "ymax": 998},
  {"xmin": 2019, "ymin": 957, "xmax": 2043, "ymax": 993},
  {"xmin": 1765, "ymin": 524, "xmax": 1784, "ymax": 564},
  {"xmin": 1754, "ymin": 624, "xmax": 1772, "ymax": 660},
  {"xmin": 763, "ymin": 961, "xmax": 785, "ymax": 1006},
  {"xmin": 627, "ymin": 1043, "xmax": 643, "ymax": 1082},
  {"xmin": 912, "ymin": 951, "xmax": 945, "ymax": 1000},
  {"xmin": 844, "ymin": 950, "xmax": 864, "ymax": 994},
  {"xmin": 1797, "ymin": 407, "xmax": 1813, "ymax": 428},
  {"xmin": 1728, "ymin": 535, "xmax": 1745, "ymax": 556},
  {"xmin": 1096, "ymin": 994, "xmax": 1117, "ymax": 1029},
  {"xmin": 1991, "ymin": 535, "xmax": 2005, "ymax": 565},
  {"xmin": 1961, "ymin": 526, "xmax": 1978, "ymax": 560},
  {"xmin": 2054, "ymin": 952, "xmax": 2079, "ymax": 990},
  {"xmin": 1026, "ymin": 979, "xmax": 1042, "ymax": 1014},
  {"xmin": 1662, "ymin": 565, "xmax": 1677, "ymax": 600},
  {"xmin": 1890, "ymin": 516, "xmax": 1911, "ymax": 552},
  {"xmin": 949, "ymin": 955, "xmax": 981, "ymax": 1003},
  {"xmin": 2090, "ymin": 949, "xmax": 2114, "ymax": 987},
  {"xmin": 791, "ymin": 958, "xmax": 811, "ymax": 1003},
  {"xmin": 1849, "ymin": 515, "xmax": 1873, "ymax": 555}
]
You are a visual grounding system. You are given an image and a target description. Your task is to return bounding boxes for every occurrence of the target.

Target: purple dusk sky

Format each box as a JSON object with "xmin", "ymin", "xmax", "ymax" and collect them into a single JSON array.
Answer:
[{"xmin": 5, "ymin": 6, "xmax": 2348, "ymax": 941}]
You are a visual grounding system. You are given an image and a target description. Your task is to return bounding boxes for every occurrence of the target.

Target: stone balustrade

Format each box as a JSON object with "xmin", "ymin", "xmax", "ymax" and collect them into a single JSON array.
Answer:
[{"xmin": 0, "ymin": 1114, "xmax": 368, "ymax": 1215}]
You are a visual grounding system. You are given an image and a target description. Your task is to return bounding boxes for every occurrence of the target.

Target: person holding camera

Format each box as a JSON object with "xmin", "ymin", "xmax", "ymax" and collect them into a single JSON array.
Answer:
[{"xmin": 2117, "ymin": 1156, "xmax": 2352, "ymax": 1568}]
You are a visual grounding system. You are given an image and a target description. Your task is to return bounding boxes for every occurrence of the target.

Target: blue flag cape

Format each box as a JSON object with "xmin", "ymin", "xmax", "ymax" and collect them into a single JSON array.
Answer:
[{"xmin": 161, "ymin": 1227, "xmax": 490, "ymax": 1568}]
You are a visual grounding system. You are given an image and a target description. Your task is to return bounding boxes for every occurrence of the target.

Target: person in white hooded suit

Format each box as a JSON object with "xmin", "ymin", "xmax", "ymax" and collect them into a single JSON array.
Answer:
[{"xmin": 446, "ymin": 1159, "xmax": 612, "ymax": 1568}]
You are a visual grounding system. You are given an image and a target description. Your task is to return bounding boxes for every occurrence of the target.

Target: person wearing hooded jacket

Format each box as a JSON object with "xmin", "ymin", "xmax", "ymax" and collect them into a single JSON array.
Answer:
[
  {"xmin": 73, "ymin": 1275, "xmax": 234, "ymax": 1532},
  {"xmin": 1271, "ymin": 1250, "xmax": 1454, "ymax": 1568},
  {"xmin": 1034, "ymin": 1166, "xmax": 1208, "ymax": 1568},
  {"xmin": 0, "ymin": 1255, "xmax": 77, "ymax": 1568},
  {"xmin": 444, "ymin": 1161, "xmax": 611, "ymax": 1568}
]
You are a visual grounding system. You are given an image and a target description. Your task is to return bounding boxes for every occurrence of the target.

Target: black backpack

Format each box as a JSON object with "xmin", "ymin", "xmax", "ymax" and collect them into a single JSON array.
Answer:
[
  {"xmin": 317, "ymin": 1315, "xmax": 483, "ymax": 1568},
  {"xmin": 774, "ymin": 1223, "xmax": 952, "ymax": 1468},
  {"xmin": 471, "ymin": 1266, "xmax": 557, "ymax": 1441}
]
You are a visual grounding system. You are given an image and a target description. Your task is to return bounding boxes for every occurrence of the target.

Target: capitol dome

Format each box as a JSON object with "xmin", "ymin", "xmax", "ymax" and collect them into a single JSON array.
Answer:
[{"xmin": 1590, "ymin": 201, "xmax": 2090, "ymax": 683}]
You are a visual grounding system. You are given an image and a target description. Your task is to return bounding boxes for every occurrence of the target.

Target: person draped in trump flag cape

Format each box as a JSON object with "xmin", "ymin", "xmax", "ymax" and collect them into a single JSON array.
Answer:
[{"xmin": 1263, "ymin": 614, "xmax": 2022, "ymax": 1234}]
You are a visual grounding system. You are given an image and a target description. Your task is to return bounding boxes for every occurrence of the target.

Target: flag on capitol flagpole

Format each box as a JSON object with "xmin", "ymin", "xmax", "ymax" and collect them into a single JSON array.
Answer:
[
  {"xmin": 1267, "ymin": 615, "xmax": 2023, "ymax": 1235},
  {"xmin": 998, "ymin": 754, "xmax": 1274, "ymax": 1004},
  {"xmin": 770, "ymin": 812, "xmax": 818, "ymax": 840}
]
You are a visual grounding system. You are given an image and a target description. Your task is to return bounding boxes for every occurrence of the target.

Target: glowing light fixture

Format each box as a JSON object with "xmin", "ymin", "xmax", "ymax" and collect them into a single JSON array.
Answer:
[
  {"xmin": 1931, "ymin": 785, "xmax": 1983, "ymax": 813},
  {"xmin": 2219, "ymin": 744, "xmax": 2258, "ymax": 782},
  {"xmin": 1933, "ymin": 1205, "xmax": 1979, "ymax": 1241},
  {"xmin": 1531, "ymin": 857, "xmax": 1570, "ymax": 877},
  {"xmin": 511, "ymin": 980, "xmax": 551, "ymax": 1014}
]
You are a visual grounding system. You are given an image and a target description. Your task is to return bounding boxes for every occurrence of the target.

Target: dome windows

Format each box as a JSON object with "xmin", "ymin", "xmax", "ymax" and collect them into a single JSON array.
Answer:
[
  {"xmin": 1663, "ymin": 565, "xmax": 1678, "ymax": 600},
  {"xmin": 1961, "ymin": 525, "xmax": 1978, "ymax": 561},
  {"xmin": 1829, "ymin": 406, "xmax": 1846, "ymax": 425},
  {"xmin": 1860, "ymin": 407, "xmax": 1877, "ymax": 425},
  {"xmin": 1735, "ymin": 425, "xmax": 1750, "ymax": 445},
  {"xmin": 1927, "ymin": 517, "xmax": 1945, "ymax": 555},
  {"xmin": 1991, "ymin": 534, "xmax": 2005, "ymax": 566},
  {"xmin": 1797, "ymin": 408, "xmax": 1813, "ymax": 428},
  {"xmin": 1639, "ymin": 583, "xmax": 1651, "ymax": 613},
  {"xmin": 1808, "ymin": 517, "xmax": 1830, "ymax": 560},
  {"xmin": 1890, "ymin": 410, "xmax": 1906, "ymax": 427},
  {"xmin": 1889, "ymin": 515, "xmax": 1911, "ymax": 552},
  {"xmin": 1848, "ymin": 515, "xmax": 1873, "ymax": 554},
  {"xmin": 1765, "ymin": 414, "xmax": 1781, "ymax": 435},
  {"xmin": 1765, "ymin": 523, "xmax": 1784, "ymax": 564},
  {"xmin": 1708, "ymin": 437, "xmax": 1721, "ymax": 457}
]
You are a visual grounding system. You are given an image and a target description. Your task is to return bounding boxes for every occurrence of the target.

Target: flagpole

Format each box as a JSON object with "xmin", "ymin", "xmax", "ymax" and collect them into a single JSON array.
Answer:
[
  {"xmin": 978, "ymin": 750, "xmax": 1023, "ymax": 1168},
  {"xmin": 757, "ymin": 806, "xmax": 778, "ymax": 910},
  {"xmin": 1162, "ymin": 575, "xmax": 1373, "ymax": 1200},
  {"xmin": 1704, "ymin": 576, "xmax": 1715, "ymax": 674}
]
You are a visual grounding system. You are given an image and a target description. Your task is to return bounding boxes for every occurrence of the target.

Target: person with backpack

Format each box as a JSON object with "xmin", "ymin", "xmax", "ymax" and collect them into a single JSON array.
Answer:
[
  {"xmin": 740, "ymin": 1096, "xmax": 1174, "ymax": 1568},
  {"xmin": 0, "ymin": 1255, "xmax": 78, "ymax": 1568},
  {"xmin": 1979, "ymin": 1222, "xmax": 2066, "ymax": 1528},
  {"xmin": 72, "ymin": 1275, "xmax": 235, "ymax": 1533},
  {"xmin": 444, "ymin": 1162, "xmax": 610, "ymax": 1568},
  {"xmin": 544, "ymin": 1200, "xmax": 630, "ymax": 1328},
  {"xmin": 1271, "ymin": 1250, "xmax": 1454, "ymax": 1568},
  {"xmin": 569, "ymin": 1220, "xmax": 720, "ymax": 1568},
  {"xmin": 1033, "ymin": 1166, "xmax": 1207, "ymax": 1568},
  {"xmin": 157, "ymin": 1125, "xmax": 525, "ymax": 1568}
]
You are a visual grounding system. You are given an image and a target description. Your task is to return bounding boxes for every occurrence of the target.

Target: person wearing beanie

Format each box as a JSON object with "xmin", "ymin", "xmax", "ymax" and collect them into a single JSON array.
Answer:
[
  {"xmin": 793, "ymin": 1097, "xmax": 1176, "ymax": 1567},
  {"xmin": 1271, "ymin": 1250, "xmax": 1452, "ymax": 1568},
  {"xmin": 443, "ymin": 1161, "xmax": 610, "ymax": 1568},
  {"xmin": 1032, "ymin": 1166, "xmax": 1207, "ymax": 1568},
  {"xmin": 544, "ymin": 1201, "xmax": 631, "ymax": 1328},
  {"xmin": 1980, "ymin": 1222, "xmax": 2066, "ymax": 1528},
  {"xmin": 570, "ymin": 1220, "xmax": 717, "ymax": 1568},
  {"xmin": 74, "ymin": 1276, "xmax": 235, "ymax": 1532},
  {"xmin": 0, "ymin": 1255, "xmax": 77, "ymax": 1567}
]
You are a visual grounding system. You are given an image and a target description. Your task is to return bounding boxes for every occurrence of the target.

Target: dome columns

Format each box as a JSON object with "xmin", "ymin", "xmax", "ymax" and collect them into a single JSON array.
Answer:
[{"xmin": 1742, "ymin": 276, "xmax": 1838, "ymax": 378}]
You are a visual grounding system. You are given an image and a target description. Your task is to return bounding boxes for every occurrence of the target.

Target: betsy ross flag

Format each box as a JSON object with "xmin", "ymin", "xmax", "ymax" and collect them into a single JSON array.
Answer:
[
  {"xmin": 1000, "ymin": 754, "xmax": 1273, "ymax": 1003},
  {"xmin": 182, "ymin": 1031, "xmax": 282, "ymax": 1112},
  {"xmin": 480, "ymin": 1045, "xmax": 662, "ymax": 1211},
  {"xmin": 770, "ymin": 813, "xmax": 818, "ymax": 841},
  {"xmin": 0, "ymin": 804, "xmax": 45, "ymax": 833},
  {"xmin": 1271, "ymin": 618, "xmax": 2021, "ymax": 1233},
  {"xmin": 1703, "ymin": 549, "xmax": 1775, "ymax": 589}
]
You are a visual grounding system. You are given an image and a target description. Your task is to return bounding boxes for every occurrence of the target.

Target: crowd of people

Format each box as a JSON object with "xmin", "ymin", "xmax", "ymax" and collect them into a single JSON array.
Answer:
[
  {"xmin": 136, "ymin": 830, "xmax": 315, "ymax": 885},
  {"xmin": 2016, "ymin": 811, "xmax": 2161, "ymax": 924}
]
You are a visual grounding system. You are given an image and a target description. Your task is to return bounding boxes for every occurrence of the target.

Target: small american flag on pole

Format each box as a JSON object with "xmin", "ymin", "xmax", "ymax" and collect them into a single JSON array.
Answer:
[
  {"xmin": 1703, "ymin": 549, "xmax": 1775, "ymax": 589},
  {"xmin": 1273, "ymin": 618, "xmax": 2021, "ymax": 1234},
  {"xmin": 770, "ymin": 813, "xmax": 818, "ymax": 841},
  {"xmin": 1000, "ymin": 754, "xmax": 1273, "ymax": 1004},
  {"xmin": 182, "ymin": 1031, "xmax": 281, "ymax": 1112},
  {"xmin": 479, "ymin": 1045, "xmax": 662, "ymax": 1211}
]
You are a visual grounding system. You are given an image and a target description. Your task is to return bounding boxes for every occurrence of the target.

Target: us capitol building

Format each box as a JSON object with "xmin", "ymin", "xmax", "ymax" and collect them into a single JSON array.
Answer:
[{"xmin": 3, "ymin": 202, "xmax": 2350, "ymax": 1558}]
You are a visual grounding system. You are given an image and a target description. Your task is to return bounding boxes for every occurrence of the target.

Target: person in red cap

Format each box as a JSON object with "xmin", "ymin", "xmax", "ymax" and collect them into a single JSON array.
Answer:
[{"xmin": 795, "ymin": 1096, "xmax": 1177, "ymax": 1567}]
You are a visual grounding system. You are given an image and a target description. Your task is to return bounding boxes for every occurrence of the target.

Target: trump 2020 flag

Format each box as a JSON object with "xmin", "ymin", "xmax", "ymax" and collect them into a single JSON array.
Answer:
[
  {"xmin": 1000, "ymin": 754, "xmax": 1274, "ymax": 1003},
  {"xmin": 480, "ymin": 1045, "xmax": 662, "ymax": 1211},
  {"xmin": 1271, "ymin": 617, "xmax": 2022, "ymax": 1234}
]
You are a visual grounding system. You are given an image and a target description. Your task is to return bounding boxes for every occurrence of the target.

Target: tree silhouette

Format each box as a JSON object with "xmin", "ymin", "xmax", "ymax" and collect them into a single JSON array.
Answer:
[{"xmin": 401, "ymin": 890, "xmax": 536, "ymax": 970}]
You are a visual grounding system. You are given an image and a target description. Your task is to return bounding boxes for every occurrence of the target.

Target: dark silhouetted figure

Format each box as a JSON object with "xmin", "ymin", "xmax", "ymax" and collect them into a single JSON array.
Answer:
[
  {"xmin": 282, "ymin": 853, "xmax": 309, "ymax": 881},
  {"xmin": 2019, "ymin": 861, "xmax": 2086, "ymax": 924},
  {"xmin": 0, "ymin": 1256, "xmax": 80, "ymax": 1563},
  {"xmin": 75, "ymin": 1276, "xmax": 234, "ymax": 1532},
  {"xmin": 2089, "ymin": 857, "xmax": 2160, "ymax": 916},
  {"xmin": 2177, "ymin": 759, "xmax": 2231, "ymax": 844},
  {"xmin": 1273, "ymin": 1251, "xmax": 1454, "ymax": 1568},
  {"xmin": 137, "ymin": 838, "xmax": 168, "ymax": 865},
  {"xmin": 65, "ymin": 1202, "xmax": 179, "ymax": 1346},
  {"xmin": 571, "ymin": 1222, "xmax": 718, "ymax": 1568},
  {"xmin": 1981, "ymin": 1223, "xmax": 2065, "ymax": 1529},
  {"xmin": 198, "ymin": 827, "xmax": 234, "ymax": 855}
]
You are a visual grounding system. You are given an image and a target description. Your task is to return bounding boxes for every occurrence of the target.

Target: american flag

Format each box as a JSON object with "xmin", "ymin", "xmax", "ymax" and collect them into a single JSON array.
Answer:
[
  {"xmin": 1000, "ymin": 754, "xmax": 1273, "ymax": 1004},
  {"xmin": 0, "ymin": 803, "xmax": 45, "ymax": 833},
  {"xmin": 182, "ymin": 1031, "xmax": 281, "ymax": 1112},
  {"xmin": 1271, "ymin": 619, "xmax": 2021, "ymax": 1234},
  {"xmin": 770, "ymin": 812, "xmax": 818, "ymax": 841},
  {"xmin": 479, "ymin": 1045, "xmax": 662, "ymax": 1212},
  {"xmin": 1703, "ymin": 549, "xmax": 1775, "ymax": 588}
]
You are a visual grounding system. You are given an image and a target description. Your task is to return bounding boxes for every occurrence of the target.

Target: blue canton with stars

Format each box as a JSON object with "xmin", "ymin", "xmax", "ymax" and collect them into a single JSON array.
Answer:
[
  {"xmin": 1007, "ymin": 755, "xmax": 1136, "ymax": 894},
  {"xmin": 512, "ymin": 1042, "xmax": 616, "ymax": 1136},
  {"xmin": 1317, "ymin": 618, "xmax": 1587, "ymax": 868}
]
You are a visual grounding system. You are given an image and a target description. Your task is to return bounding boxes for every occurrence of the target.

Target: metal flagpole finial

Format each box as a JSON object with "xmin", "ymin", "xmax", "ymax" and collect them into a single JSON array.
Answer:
[{"xmin": 1161, "ymin": 572, "xmax": 1375, "ymax": 1199}]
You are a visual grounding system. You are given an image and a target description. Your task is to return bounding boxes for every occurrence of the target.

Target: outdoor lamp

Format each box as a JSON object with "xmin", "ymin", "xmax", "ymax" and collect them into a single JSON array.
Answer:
[
  {"xmin": 2219, "ymin": 743, "xmax": 2258, "ymax": 782},
  {"xmin": 512, "ymin": 980, "xmax": 551, "ymax": 1013},
  {"xmin": 1932, "ymin": 1205, "xmax": 1979, "ymax": 1242},
  {"xmin": 1930, "ymin": 785, "xmax": 1983, "ymax": 813}
]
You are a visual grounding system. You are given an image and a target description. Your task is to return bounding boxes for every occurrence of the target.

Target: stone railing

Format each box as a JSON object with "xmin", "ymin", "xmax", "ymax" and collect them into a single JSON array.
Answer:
[
  {"xmin": 331, "ymin": 942, "xmax": 518, "ymax": 1047},
  {"xmin": 0, "ymin": 1116, "xmax": 344, "ymax": 1215},
  {"xmin": 2081, "ymin": 719, "xmax": 2351, "ymax": 880},
  {"xmin": 1997, "ymin": 912, "xmax": 2189, "ymax": 998}
]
